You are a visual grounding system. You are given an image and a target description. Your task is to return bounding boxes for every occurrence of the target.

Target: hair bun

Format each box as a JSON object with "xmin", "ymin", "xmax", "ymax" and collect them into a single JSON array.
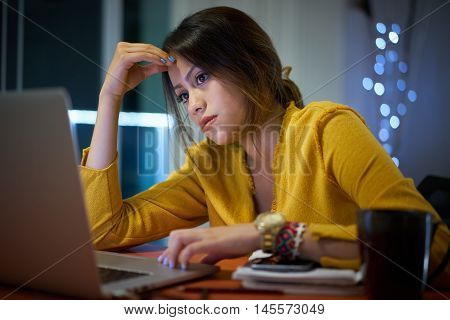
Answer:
[{"xmin": 282, "ymin": 66, "xmax": 293, "ymax": 80}]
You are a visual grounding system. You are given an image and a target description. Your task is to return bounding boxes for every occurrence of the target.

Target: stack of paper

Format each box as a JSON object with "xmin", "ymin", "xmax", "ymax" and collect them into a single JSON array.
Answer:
[{"xmin": 232, "ymin": 250, "xmax": 364, "ymax": 296}]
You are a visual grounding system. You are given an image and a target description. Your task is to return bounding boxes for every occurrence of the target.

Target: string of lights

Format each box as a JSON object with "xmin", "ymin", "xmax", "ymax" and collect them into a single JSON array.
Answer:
[{"xmin": 362, "ymin": 22, "xmax": 418, "ymax": 168}]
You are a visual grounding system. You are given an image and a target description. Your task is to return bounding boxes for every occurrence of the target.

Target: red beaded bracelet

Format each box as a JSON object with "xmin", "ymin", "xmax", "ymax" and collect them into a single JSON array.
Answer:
[{"xmin": 275, "ymin": 222, "xmax": 306, "ymax": 261}]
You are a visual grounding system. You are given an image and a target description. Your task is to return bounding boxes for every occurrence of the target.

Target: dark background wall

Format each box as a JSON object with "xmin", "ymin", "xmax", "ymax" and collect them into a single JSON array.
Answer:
[
  {"xmin": 2, "ymin": 0, "xmax": 101, "ymax": 108},
  {"xmin": 0, "ymin": 0, "xmax": 171, "ymax": 199}
]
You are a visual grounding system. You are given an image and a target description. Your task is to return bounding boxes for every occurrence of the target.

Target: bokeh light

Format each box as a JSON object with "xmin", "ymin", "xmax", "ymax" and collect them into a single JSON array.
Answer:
[
  {"xmin": 374, "ymin": 63, "xmax": 384, "ymax": 75},
  {"xmin": 383, "ymin": 143, "xmax": 393, "ymax": 155},
  {"xmin": 362, "ymin": 77, "xmax": 374, "ymax": 90},
  {"xmin": 374, "ymin": 82, "xmax": 385, "ymax": 95},
  {"xmin": 379, "ymin": 128, "xmax": 390, "ymax": 142},
  {"xmin": 386, "ymin": 50, "xmax": 398, "ymax": 62},
  {"xmin": 397, "ymin": 79, "xmax": 406, "ymax": 91},
  {"xmin": 376, "ymin": 22, "xmax": 387, "ymax": 34},
  {"xmin": 390, "ymin": 116, "xmax": 400, "ymax": 129},
  {"xmin": 408, "ymin": 90, "xmax": 417, "ymax": 102},
  {"xmin": 380, "ymin": 104, "xmax": 390, "ymax": 117},
  {"xmin": 397, "ymin": 103, "xmax": 407, "ymax": 116},
  {"xmin": 389, "ymin": 32, "xmax": 399, "ymax": 44},
  {"xmin": 398, "ymin": 61, "xmax": 408, "ymax": 73},
  {"xmin": 392, "ymin": 157, "xmax": 400, "ymax": 167},
  {"xmin": 376, "ymin": 54, "xmax": 386, "ymax": 65},
  {"xmin": 376, "ymin": 38, "xmax": 386, "ymax": 50}
]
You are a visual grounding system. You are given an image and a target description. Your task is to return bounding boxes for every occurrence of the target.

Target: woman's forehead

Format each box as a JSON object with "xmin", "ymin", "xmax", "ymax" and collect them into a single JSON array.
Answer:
[{"xmin": 168, "ymin": 55, "xmax": 196, "ymax": 88}]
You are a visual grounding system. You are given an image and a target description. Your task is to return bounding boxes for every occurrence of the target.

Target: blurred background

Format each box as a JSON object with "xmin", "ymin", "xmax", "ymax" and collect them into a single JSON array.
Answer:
[{"xmin": 1, "ymin": 0, "xmax": 449, "ymax": 236}]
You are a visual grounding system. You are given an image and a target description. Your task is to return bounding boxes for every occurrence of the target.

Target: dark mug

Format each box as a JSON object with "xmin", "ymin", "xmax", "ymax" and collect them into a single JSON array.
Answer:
[{"xmin": 357, "ymin": 209, "xmax": 433, "ymax": 299}]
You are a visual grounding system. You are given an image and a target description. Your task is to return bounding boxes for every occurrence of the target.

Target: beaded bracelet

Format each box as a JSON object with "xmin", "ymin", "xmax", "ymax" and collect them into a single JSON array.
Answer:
[{"xmin": 274, "ymin": 222, "xmax": 307, "ymax": 261}]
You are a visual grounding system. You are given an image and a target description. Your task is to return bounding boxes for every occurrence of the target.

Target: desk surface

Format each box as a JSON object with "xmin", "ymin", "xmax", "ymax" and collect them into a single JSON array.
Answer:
[{"xmin": 1, "ymin": 245, "xmax": 448, "ymax": 300}]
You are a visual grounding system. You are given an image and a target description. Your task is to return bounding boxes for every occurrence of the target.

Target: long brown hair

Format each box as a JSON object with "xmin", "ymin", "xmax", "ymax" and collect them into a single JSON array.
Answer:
[{"xmin": 161, "ymin": 6, "xmax": 303, "ymax": 164}]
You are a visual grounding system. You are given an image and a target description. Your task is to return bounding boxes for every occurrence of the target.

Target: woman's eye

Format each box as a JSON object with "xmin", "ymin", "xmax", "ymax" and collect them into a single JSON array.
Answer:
[
  {"xmin": 176, "ymin": 92, "xmax": 189, "ymax": 104},
  {"xmin": 196, "ymin": 72, "xmax": 209, "ymax": 85},
  {"xmin": 175, "ymin": 72, "xmax": 208, "ymax": 104}
]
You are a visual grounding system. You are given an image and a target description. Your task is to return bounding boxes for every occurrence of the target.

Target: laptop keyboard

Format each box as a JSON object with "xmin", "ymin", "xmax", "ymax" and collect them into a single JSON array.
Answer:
[{"xmin": 97, "ymin": 267, "xmax": 148, "ymax": 284}]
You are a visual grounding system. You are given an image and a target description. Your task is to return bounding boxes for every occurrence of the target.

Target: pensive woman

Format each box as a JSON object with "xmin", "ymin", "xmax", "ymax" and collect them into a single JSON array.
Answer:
[{"xmin": 79, "ymin": 6, "xmax": 449, "ymax": 287}]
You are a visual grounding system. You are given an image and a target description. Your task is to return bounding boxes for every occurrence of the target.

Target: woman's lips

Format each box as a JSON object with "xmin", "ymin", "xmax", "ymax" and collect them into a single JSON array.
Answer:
[{"xmin": 202, "ymin": 115, "xmax": 218, "ymax": 131}]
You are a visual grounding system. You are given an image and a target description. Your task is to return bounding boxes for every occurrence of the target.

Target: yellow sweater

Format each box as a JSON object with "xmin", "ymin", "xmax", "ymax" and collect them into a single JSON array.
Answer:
[{"xmin": 79, "ymin": 100, "xmax": 449, "ymax": 287}]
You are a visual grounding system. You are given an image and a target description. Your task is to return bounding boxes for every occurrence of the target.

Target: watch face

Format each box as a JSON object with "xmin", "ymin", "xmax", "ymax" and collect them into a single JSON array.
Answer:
[
  {"xmin": 257, "ymin": 212, "xmax": 285, "ymax": 230},
  {"xmin": 265, "ymin": 213, "xmax": 285, "ymax": 227}
]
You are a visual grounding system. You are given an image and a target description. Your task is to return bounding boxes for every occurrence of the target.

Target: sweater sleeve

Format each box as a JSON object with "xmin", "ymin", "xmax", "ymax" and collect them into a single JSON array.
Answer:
[
  {"xmin": 79, "ymin": 147, "xmax": 208, "ymax": 250},
  {"xmin": 309, "ymin": 107, "xmax": 449, "ymax": 288}
]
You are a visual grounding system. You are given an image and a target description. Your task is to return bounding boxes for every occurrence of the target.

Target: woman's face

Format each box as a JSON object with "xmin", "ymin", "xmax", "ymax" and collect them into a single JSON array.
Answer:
[{"xmin": 168, "ymin": 55, "xmax": 248, "ymax": 145}]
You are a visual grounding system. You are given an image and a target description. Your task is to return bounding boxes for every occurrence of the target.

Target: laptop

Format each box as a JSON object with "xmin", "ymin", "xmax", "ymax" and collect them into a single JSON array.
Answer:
[{"xmin": 0, "ymin": 88, "xmax": 218, "ymax": 299}]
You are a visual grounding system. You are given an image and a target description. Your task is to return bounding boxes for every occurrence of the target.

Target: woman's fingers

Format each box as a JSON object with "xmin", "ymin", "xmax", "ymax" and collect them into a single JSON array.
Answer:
[
  {"xmin": 120, "ymin": 52, "xmax": 167, "ymax": 69},
  {"xmin": 165, "ymin": 234, "xmax": 186, "ymax": 269},
  {"xmin": 178, "ymin": 240, "xmax": 218, "ymax": 267},
  {"xmin": 157, "ymin": 248, "xmax": 170, "ymax": 267},
  {"xmin": 118, "ymin": 42, "xmax": 174, "ymax": 64},
  {"xmin": 158, "ymin": 230, "xmax": 201, "ymax": 269}
]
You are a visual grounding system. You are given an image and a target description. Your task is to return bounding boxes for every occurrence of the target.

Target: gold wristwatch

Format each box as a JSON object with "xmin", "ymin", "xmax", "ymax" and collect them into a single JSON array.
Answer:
[{"xmin": 254, "ymin": 212, "xmax": 286, "ymax": 253}]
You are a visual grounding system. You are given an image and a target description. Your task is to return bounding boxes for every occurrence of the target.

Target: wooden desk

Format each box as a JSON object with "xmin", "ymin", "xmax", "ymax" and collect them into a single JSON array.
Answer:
[{"xmin": 1, "ymin": 244, "xmax": 448, "ymax": 300}]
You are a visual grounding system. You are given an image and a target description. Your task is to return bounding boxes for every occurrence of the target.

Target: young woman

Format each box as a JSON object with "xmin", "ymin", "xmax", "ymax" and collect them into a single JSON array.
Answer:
[{"xmin": 80, "ymin": 7, "xmax": 448, "ymax": 287}]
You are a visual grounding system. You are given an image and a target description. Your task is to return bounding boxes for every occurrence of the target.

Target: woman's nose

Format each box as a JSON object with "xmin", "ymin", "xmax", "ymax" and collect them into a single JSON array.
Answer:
[
  {"xmin": 189, "ymin": 93, "xmax": 206, "ymax": 116},
  {"xmin": 193, "ymin": 105, "xmax": 205, "ymax": 115}
]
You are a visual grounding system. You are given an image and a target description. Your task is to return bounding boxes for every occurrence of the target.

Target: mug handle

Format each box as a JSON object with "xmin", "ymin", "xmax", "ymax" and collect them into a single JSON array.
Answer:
[{"xmin": 427, "ymin": 221, "xmax": 449, "ymax": 284}]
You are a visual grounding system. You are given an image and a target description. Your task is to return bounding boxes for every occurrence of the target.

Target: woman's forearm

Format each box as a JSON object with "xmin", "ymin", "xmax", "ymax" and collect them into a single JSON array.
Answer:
[
  {"xmin": 84, "ymin": 42, "xmax": 172, "ymax": 169},
  {"xmin": 299, "ymin": 229, "xmax": 360, "ymax": 263},
  {"xmin": 85, "ymin": 93, "xmax": 122, "ymax": 169}
]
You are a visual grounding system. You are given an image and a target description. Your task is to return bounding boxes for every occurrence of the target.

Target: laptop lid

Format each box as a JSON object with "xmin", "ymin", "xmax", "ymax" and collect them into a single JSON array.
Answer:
[
  {"xmin": 0, "ymin": 88, "xmax": 103, "ymax": 298},
  {"xmin": 0, "ymin": 88, "xmax": 219, "ymax": 299}
]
